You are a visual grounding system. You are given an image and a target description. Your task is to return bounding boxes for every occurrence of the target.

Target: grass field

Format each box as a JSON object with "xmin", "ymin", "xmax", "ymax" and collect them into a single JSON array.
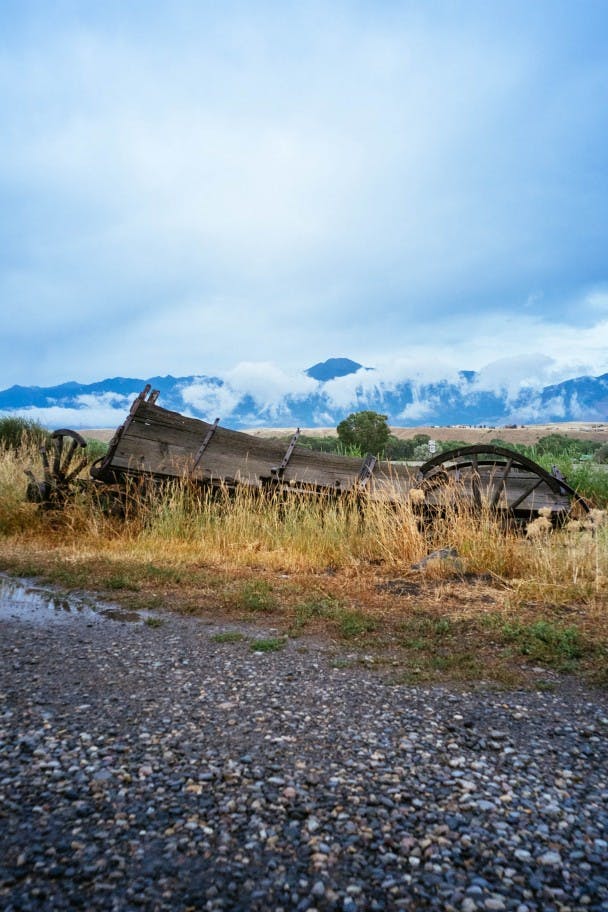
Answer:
[{"xmin": 0, "ymin": 438, "xmax": 607, "ymax": 689}]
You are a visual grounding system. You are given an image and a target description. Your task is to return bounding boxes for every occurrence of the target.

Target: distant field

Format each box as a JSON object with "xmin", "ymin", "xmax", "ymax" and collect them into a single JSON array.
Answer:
[
  {"xmin": 245, "ymin": 422, "xmax": 608, "ymax": 445},
  {"xmin": 83, "ymin": 422, "xmax": 608, "ymax": 446},
  {"xmin": 82, "ymin": 429, "xmax": 115, "ymax": 442}
]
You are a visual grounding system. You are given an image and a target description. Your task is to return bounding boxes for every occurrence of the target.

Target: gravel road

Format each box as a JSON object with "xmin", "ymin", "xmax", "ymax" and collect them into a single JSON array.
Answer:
[{"xmin": 1, "ymin": 582, "xmax": 607, "ymax": 911}]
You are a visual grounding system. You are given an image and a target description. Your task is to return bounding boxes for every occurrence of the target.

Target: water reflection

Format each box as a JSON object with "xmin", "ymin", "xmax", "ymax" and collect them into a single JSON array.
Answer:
[{"xmin": 0, "ymin": 575, "xmax": 146, "ymax": 625}]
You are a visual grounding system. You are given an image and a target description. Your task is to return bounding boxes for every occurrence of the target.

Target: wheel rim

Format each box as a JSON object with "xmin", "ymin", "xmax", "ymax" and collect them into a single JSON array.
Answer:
[{"xmin": 418, "ymin": 444, "xmax": 588, "ymax": 519}]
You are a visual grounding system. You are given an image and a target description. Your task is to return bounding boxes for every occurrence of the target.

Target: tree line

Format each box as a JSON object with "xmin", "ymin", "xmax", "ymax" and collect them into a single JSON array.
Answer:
[{"xmin": 297, "ymin": 410, "xmax": 608, "ymax": 464}]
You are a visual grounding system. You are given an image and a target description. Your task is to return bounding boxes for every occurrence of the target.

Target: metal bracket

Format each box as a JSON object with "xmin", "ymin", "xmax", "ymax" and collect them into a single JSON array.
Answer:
[
  {"xmin": 270, "ymin": 429, "xmax": 300, "ymax": 479},
  {"xmin": 357, "ymin": 453, "xmax": 377, "ymax": 488},
  {"xmin": 191, "ymin": 419, "xmax": 220, "ymax": 474}
]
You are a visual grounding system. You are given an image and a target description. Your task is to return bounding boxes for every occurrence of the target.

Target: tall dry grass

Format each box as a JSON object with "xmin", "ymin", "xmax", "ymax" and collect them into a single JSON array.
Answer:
[
  {"xmin": 0, "ymin": 439, "xmax": 42, "ymax": 535},
  {"xmin": 0, "ymin": 443, "xmax": 606, "ymax": 608}
]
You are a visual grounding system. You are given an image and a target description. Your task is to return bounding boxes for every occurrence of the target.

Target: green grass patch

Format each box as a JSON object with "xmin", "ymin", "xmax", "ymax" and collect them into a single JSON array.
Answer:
[
  {"xmin": 238, "ymin": 580, "xmax": 276, "ymax": 613},
  {"xmin": 290, "ymin": 596, "xmax": 377, "ymax": 640},
  {"xmin": 250, "ymin": 636, "xmax": 284, "ymax": 652},
  {"xmin": 145, "ymin": 616, "xmax": 164, "ymax": 628},
  {"xmin": 399, "ymin": 614, "xmax": 457, "ymax": 646},
  {"xmin": 85, "ymin": 439, "xmax": 109, "ymax": 461},
  {"xmin": 499, "ymin": 618, "xmax": 586, "ymax": 670},
  {"xmin": 290, "ymin": 595, "xmax": 340, "ymax": 632},
  {"xmin": 335, "ymin": 607, "xmax": 377, "ymax": 639},
  {"xmin": 145, "ymin": 564, "xmax": 183, "ymax": 583},
  {"xmin": 330, "ymin": 657, "xmax": 355, "ymax": 669},
  {"xmin": 105, "ymin": 573, "xmax": 141, "ymax": 591},
  {"xmin": 212, "ymin": 631, "xmax": 247, "ymax": 644},
  {"xmin": 46, "ymin": 565, "xmax": 93, "ymax": 589},
  {"xmin": 531, "ymin": 451, "xmax": 608, "ymax": 507}
]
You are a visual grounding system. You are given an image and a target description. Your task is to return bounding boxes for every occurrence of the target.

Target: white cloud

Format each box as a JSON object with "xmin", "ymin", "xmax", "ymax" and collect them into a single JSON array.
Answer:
[
  {"xmin": 398, "ymin": 398, "xmax": 438, "ymax": 422},
  {"xmin": 1, "ymin": 405, "xmax": 128, "ymax": 429},
  {"xmin": 76, "ymin": 392, "xmax": 135, "ymax": 409},
  {"xmin": 368, "ymin": 313, "xmax": 608, "ymax": 387},
  {"xmin": 472, "ymin": 355, "xmax": 557, "ymax": 400},
  {"xmin": 505, "ymin": 394, "xmax": 567, "ymax": 424},
  {"xmin": 0, "ymin": 392, "xmax": 137, "ymax": 428},
  {"xmin": 225, "ymin": 362, "xmax": 318, "ymax": 406},
  {"xmin": 180, "ymin": 381, "xmax": 241, "ymax": 420},
  {"xmin": 180, "ymin": 363, "xmax": 318, "ymax": 421}
]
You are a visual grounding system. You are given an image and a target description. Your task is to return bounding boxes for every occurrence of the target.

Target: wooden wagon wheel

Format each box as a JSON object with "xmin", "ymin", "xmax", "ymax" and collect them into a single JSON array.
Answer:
[
  {"xmin": 25, "ymin": 429, "xmax": 89, "ymax": 509},
  {"xmin": 418, "ymin": 444, "xmax": 589, "ymax": 522}
]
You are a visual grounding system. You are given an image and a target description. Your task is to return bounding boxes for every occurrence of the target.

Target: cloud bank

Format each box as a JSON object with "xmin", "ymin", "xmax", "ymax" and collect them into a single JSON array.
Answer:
[{"xmin": 0, "ymin": 3, "xmax": 607, "ymax": 388}]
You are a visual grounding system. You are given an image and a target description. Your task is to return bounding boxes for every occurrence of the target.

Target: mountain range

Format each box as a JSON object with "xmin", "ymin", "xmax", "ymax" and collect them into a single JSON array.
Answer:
[{"xmin": 1, "ymin": 357, "xmax": 607, "ymax": 430}]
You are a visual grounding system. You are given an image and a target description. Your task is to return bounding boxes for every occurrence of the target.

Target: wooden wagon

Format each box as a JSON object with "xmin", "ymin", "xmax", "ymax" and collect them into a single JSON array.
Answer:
[{"xmin": 28, "ymin": 385, "xmax": 589, "ymax": 522}]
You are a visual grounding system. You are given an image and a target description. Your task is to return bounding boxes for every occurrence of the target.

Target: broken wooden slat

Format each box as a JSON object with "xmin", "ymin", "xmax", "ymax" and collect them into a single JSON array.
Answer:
[
  {"xmin": 133, "ymin": 386, "xmax": 151, "ymax": 412},
  {"xmin": 191, "ymin": 418, "xmax": 220, "ymax": 474}
]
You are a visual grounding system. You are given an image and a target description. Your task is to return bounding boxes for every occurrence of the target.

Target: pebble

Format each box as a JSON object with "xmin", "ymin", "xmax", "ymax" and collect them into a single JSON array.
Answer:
[
  {"xmin": 538, "ymin": 850, "xmax": 563, "ymax": 866},
  {"xmin": 1, "ymin": 606, "xmax": 607, "ymax": 910}
]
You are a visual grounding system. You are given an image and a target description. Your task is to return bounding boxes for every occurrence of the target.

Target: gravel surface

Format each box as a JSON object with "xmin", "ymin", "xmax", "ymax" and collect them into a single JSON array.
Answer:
[{"xmin": 1, "ymin": 582, "xmax": 607, "ymax": 911}]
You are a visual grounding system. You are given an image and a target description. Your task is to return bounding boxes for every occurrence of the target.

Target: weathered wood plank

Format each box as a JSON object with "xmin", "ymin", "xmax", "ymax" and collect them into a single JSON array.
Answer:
[{"xmin": 91, "ymin": 396, "xmax": 575, "ymax": 516}]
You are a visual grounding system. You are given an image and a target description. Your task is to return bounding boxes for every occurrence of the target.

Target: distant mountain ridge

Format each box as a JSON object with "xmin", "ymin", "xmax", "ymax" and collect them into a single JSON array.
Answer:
[{"xmin": 0, "ymin": 358, "xmax": 607, "ymax": 429}]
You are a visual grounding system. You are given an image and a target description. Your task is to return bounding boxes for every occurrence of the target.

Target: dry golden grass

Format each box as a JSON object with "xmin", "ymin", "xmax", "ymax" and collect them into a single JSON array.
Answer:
[{"xmin": 1, "ymin": 443, "xmax": 607, "ymax": 687}]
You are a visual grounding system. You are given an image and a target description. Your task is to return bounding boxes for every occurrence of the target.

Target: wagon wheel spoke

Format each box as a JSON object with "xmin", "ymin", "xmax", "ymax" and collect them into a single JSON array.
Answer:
[
  {"xmin": 52, "ymin": 435, "xmax": 64, "ymax": 480},
  {"xmin": 25, "ymin": 429, "xmax": 89, "ymax": 509},
  {"xmin": 508, "ymin": 477, "xmax": 544, "ymax": 512},
  {"xmin": 489, "ymin": 457, "xmax": 513, "ymax": 508},
  {"xmin": 470, "ymin": 453, "xmax": 481, "ymax": 508},
  {"xmin": 40, "ymin": 445, "xmax": 52, "ymax": 487},
  {"xmin": 63, "ymin": 456, "xmax": 90, "ymax": 484},
  {"xmin": 61, "ymin": 437, "xmax": 81, "ymax": 477}
]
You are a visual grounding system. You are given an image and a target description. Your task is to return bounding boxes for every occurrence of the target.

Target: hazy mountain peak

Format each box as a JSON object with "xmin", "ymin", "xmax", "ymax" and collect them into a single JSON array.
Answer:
[{"xmin": 305, "ymin": 358, "xmax": 365, "ymax": 382}]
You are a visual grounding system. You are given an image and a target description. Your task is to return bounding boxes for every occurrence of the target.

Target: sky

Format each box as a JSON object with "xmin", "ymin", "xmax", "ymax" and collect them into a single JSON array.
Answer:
[{"xmin": 2, "ymin": 0, "xmax": 608, "ymax": 397}]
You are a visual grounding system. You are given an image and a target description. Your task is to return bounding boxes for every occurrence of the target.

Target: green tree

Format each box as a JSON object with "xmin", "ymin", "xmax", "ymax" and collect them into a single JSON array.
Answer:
[{"xmin": 336, "ymin": 410, "xmax": 391, "ymax": 456}]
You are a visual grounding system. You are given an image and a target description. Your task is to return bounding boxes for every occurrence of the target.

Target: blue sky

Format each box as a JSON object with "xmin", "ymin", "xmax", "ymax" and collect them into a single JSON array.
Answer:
[{"xmin": 2, "ymin": 0, "xmax": 608, "ymax": 395}]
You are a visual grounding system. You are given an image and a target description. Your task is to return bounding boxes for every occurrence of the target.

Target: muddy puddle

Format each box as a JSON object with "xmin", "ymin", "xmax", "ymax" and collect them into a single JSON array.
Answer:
[{"xmin": 0, "ymin": 575, "xmax": 151, "ymax": 625}]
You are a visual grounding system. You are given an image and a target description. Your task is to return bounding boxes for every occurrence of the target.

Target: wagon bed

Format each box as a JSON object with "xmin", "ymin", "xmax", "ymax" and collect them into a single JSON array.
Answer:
[
  {"xmin": 78, "ymin": 386, "xmax": 587, "ymax": 521},
  {"xmin": 90, "ymin": 387, "xmax": 415, "ymax": 497}
]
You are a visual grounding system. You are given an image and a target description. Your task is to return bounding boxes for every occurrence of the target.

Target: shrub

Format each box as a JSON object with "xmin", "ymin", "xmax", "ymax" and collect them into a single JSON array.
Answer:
[
  {"xmin": 85, "ymin": 438, "xmax": 109, "ymax": 460},
  {"xmin": 594, "ymin": 443, "xmax": 608, "ymax": 465},
  {"xmin": 535, "ymin": 434, "xmax": 600, "ymax": 460},
  {"xmin": 0, "ymin": 416, "xmax": 48, "ymax": 451}
]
